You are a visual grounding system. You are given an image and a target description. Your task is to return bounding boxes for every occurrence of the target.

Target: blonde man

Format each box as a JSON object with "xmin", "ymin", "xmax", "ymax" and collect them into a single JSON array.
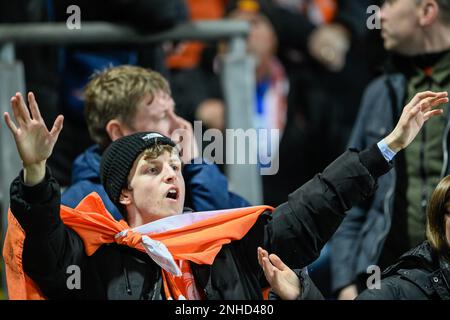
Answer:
[{"xmin": 61, "ymin": 66, "xmax": 250, "ymax": 219}]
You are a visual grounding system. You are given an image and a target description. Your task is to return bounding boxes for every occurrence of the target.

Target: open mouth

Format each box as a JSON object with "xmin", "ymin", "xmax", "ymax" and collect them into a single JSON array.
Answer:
[{"xmin": 166, "ymin": 188, "xmax": 179, "ymax": 200}]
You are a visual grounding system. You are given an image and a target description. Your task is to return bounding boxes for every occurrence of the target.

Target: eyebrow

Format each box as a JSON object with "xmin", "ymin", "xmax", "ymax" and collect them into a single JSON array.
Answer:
[{"xmin": 142, "ymin": 157, "xmax": 181, "ymax": 165}]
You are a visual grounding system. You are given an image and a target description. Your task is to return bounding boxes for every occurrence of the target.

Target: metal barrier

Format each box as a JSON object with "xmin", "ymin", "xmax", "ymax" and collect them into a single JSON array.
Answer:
[{"xmin": 0, "ymin": 20, "xmax": 262, "ymax": 297}]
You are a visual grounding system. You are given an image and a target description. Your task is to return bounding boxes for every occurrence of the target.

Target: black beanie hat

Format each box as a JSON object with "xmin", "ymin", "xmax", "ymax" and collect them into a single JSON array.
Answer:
[{"xmin": 100, "ymin": 132, "xmax": 177, "ymax": 214}]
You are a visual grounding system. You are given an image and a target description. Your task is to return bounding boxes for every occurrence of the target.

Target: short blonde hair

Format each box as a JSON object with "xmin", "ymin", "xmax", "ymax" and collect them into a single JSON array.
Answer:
[
  {"xmin": 426, "ymin": 175, "xmax": 450, "ymax": 260},
  {"xmin": 125, "ymin": 143, "xmax": 180, "ymax": 188},
  {"xmin": 84, "ymin": 65, "xmax": 171, "ymax": 150}
]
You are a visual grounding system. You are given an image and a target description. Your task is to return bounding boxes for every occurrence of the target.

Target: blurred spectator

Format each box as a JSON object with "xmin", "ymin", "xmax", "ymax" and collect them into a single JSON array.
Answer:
[
  {"xmin": 248, "ymin": 0, "xmax": 386, "ymax": 299},
  {"xmin": 227, "ymin": 1, "xmax": 288, "ymax": 164},
  {"xmin": 168, "ymin": 0, "xmax": 290, "ymax": 173},
  {"xmin": 166, "ymin": 0, "xmax": 229, "ymax": 129},
  {"xmin": 259, "ymin": 0, "xmax": 384, "ymax": 207},
  {"xmin": 331, "ymin": 0, "xmax": 450, "ymax": 300},
  {"xmin": 230, "ymin": 2, "xmax": 288, "ymax": 122}
]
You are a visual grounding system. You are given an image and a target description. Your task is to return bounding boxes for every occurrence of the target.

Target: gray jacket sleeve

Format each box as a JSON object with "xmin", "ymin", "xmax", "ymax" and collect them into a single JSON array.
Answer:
[{"xmin": 297, "ymin": 269, "xmax": 325, "ymax": 300}]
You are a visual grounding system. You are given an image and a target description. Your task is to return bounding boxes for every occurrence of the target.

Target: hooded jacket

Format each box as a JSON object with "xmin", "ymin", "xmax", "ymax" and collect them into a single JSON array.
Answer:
[{"xmin": 61, "ymin": 145, "xmax": 250, "ymax": 220}]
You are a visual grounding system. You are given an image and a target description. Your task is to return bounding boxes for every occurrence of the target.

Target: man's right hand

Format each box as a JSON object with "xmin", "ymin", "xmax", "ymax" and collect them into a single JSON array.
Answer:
[
  {"xmin": 3, "ymin": 92, "xmax": 64, "ymax": 186},
  {"xmin": 170, "ymin": 115, "xmax": 200, "ymax": 163}
]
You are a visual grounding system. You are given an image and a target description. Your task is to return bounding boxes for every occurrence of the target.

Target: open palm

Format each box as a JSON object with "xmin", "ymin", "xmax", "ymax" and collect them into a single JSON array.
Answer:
[
  {"xmin": 258, "ymin": 247, "xmax": 300, "ymax": 300},
  {"xmin": 3, "ymin": 92, "xmax": 63, "ymax": 167},
  {"xmin": 386, "ymin": 91, "xmax": 448, "ymax": 152}
]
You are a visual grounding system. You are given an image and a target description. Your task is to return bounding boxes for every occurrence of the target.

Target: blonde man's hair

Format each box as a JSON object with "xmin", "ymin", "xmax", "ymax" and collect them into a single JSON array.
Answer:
[
  {"xmin": 426, "ymin": 175, "xmax": 450, "ymax": 261},
  {"xmin": 84, "ymin": 65, "xmax": 171, "ymax": 150}
]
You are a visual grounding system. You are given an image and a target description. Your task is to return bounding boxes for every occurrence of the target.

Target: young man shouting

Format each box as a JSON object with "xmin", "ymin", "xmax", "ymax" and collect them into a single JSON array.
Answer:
[{"xmin": 3, "ymin": 90, "xmax": 447, "ymax": 299}]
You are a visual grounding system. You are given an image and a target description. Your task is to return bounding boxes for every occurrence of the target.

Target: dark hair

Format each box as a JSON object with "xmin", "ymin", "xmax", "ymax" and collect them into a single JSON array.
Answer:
[{"xmin": 426, "ymin": 175, "xmax": 450, "ymax": 260}]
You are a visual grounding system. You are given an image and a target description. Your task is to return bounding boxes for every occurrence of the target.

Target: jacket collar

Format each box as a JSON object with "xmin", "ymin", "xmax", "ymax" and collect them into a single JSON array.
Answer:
[
  {"xmin": 71, "ymin": 144, "xmax": 102, "ymax": 184},
  {"xmin": 383, "ymin": 241, "xmax": 450, "ymax": 298}
]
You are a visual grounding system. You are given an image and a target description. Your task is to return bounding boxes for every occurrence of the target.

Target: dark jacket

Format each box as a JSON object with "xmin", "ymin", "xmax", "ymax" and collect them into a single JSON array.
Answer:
[
  {"xmin": 357, "ymin": 241, "xmax": 450, "ymax": 300},
  {"xmin": 11, "ymin": 145, "xmax": 390, "ymax": 299},
  {"xmin": 330, "ymin": 72, "xmax": 450, "ymax": 292},
  {"xmin": 61, "ymin": 145, "xmax": 250, "ymax": 220}
]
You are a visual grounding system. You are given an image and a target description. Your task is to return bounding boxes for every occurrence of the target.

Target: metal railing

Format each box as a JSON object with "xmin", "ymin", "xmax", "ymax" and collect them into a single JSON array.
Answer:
[
  {"xmin": 0, "ymin": 21, "xmax": 249, "ymax": 44},
  {"xmin": 0, "ymin": 20, "xmax": 262, "ymax": 297}
]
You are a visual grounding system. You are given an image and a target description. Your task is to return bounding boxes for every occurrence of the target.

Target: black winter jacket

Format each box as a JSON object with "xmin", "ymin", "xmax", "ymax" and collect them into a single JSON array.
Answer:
[
  {"xmin": 10, "ymin": 145, "xmax": 390, "ymax": 299},
  {"xmin": 357, "ymin": 241, "xmax": 450, "ymax": 300}
]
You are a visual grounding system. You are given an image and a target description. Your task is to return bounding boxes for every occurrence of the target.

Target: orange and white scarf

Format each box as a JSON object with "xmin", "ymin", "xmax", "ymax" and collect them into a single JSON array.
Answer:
[{"xmin": 3, "ymin": 192, "xmax": 273, "ymax": 300}]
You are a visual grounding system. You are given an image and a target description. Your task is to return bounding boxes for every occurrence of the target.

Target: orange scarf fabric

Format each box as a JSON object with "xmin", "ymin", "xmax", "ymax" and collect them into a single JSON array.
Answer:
[{"xmin": 3, "ymin": 192, "xmax": 273, "ymax": 300}]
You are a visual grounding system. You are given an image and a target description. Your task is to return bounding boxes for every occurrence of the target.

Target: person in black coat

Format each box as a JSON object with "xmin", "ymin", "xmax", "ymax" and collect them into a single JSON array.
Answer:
[
  {"xmin": 3, "ymin": 90, "xmax": 447, "ymax": 299},
  {"xmin": 357, "ymin": 174, "xmax": 450, "ymax": 300}
]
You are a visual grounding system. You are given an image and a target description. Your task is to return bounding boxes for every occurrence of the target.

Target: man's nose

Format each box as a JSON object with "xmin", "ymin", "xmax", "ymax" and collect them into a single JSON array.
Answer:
[
  {"xmin": 163, "ymin": 165, "xmax": 177, "ymax": 183},
  {"xmin": 379, "ymin": 3, "xmax": 387, "ymax": 22}
]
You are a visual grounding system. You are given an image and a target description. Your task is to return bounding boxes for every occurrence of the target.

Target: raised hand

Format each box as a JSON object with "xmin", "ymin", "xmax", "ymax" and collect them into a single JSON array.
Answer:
[
  {"xmin": 3, "ymin": 92, "xmax": 63, "ymax": 185},
  {"xmin": 170, "ymin": 115, "xmax": 200, "ymax": 163},
  {"xmin": 257, "ymin": 247, "xmax": 301, "ymax": 300},
  {"xmin": 385, "ymin": 91, "xmax": 448, "ymax": 152}
]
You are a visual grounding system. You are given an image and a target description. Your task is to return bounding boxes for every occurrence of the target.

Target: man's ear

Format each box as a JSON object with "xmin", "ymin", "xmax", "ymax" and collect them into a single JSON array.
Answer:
[
  {"xmin": 419, "ymin": 0, "xmax": 439, "ymax": 26},
  {"xmin": 106, "ymin": 119, "xmax": 126, "ymax": 142},
  {"xmin": 119, "ymin": 188, "xmax": 132, "ymax": 206}
]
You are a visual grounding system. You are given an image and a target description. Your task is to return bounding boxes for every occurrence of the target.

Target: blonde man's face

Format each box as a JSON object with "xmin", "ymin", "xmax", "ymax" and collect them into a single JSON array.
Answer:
[{"xmin": 125, "ymin": 91, "xmax": 178, "ymax": 137}]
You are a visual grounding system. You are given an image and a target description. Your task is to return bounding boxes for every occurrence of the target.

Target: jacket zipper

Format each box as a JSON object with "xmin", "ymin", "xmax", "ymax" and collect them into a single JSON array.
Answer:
[
  {"xmin": 419, "ymin": 79, "xmax": 435, "ymax": 216},
  {"xmin": 371, "ymin": 77, "xmax": 400, "ymax": 261}
]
